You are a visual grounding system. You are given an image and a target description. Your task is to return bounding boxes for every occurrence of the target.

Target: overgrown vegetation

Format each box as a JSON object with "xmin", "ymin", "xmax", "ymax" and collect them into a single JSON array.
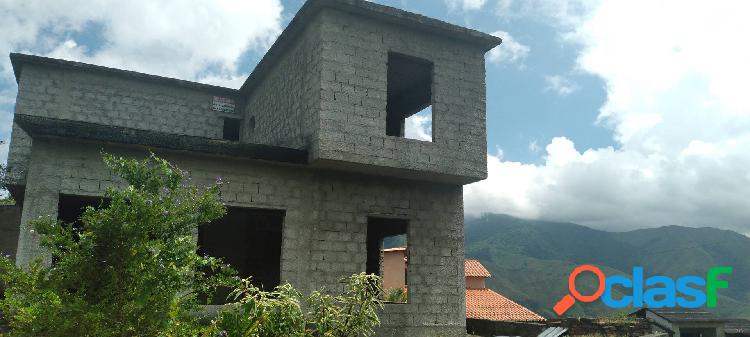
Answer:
[
  {"xmin": 0, "ymin": 163, "xmax": 12, "ymax": 205},
  {"xmin": 0, "ymin": 154, "xmax": 236, "ymax": 336},
  {"xmin": 383, "ymin": 287, "xmax": 407, "ymax": 303},
  {"xmin": 0, "ymin": 154, "xmax": 385, "ymax": 337},
  {"xmin": 210, "ymin": 273, "xmax": 384, "ymax": 337},
  {"xmin": 0, "ymin": 163, "xmax": 6, "ymax": 188},
  {"xmin": 593, "ymin": 312, "xmax": 638, "ymax": 325}
]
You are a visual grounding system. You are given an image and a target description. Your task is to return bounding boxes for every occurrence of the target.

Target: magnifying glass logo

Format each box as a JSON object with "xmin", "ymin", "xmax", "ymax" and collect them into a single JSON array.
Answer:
[{"xmin": 553, "ymin": 265, "xmax": 606, "ymax": 316}]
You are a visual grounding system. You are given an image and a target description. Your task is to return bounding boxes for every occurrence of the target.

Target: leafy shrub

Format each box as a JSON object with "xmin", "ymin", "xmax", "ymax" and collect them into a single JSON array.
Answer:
[
  {"xmin": 0, "ymin": 163, "xmax": 6, "ymax": 189},
  {"xmin": 383, "ymin": 287, "xmax": 407, "ymax": 303},
  {"xmin": 0, "ymin": 164, "xmax": 12, "ymax": 205},
  {"xmin": 0, "ymin": 154, "xmax": 237, "ymax": 337},
  {"xmin": 209, "ymin": 281, "xmax": 306, "ymax": 337},
  {"xmin": 306, "ymin": 273, "xmax": 384, "ymax": 337},
  {"xmin": 210, "ymin": 273, "xmax": 384, "ymax": 337}
]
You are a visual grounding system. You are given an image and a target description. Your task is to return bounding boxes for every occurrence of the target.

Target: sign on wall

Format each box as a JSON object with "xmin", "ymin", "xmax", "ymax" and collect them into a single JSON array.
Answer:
[{"xmin": 212, "ymin": 96, "xmax": 235, "ymax": 113}]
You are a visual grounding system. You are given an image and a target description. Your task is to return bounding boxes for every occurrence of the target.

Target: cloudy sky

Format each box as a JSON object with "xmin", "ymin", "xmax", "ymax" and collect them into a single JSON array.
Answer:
[{"xmin": 1, "ymin": 0, "xmax": 748, "ymax": 234}]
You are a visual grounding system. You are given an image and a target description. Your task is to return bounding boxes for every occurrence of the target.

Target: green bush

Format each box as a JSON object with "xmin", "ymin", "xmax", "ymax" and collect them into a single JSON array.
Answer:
[
  {"xmin": 383, "ymin": 287, "xmax": 407, "ymax": 303},
  {"xmin": 0, "ymin": 163, "xmax": 6, "ymax": 189},
  {"xmin": 210, "ymin": 273, "xmax": 384, "ymax": 337},
  {"xmin": 0, "ymin": 163, "xmax": 12, "ymax": 205},
  {"xmin": 0, "ymin": 154, "xmax": 237, "ymax": 337}
]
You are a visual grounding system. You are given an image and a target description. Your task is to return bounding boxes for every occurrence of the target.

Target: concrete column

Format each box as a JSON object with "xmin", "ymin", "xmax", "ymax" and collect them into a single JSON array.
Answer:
[{"xmin": 15, "ymin": 145, "xmax": 60, "ymax": 267}]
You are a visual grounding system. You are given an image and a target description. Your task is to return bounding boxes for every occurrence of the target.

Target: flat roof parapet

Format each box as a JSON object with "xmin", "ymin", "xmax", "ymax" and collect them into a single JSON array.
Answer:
[
  {"xmin": 9, "ymin": 53, "xmax": 239, "ymax": 97},
  {"xmin": 238, "ymin": 0, "xmax": 502, "ymax": 95}
]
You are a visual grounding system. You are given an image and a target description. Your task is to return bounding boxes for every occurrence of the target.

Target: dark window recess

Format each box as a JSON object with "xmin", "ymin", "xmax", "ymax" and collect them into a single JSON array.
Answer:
[
  {"xmin": 386, "ymin": 52, "xmax": 433, "ymax": 138},
  {"xmin": 58, "ymin": 194, "xmax": 109, "ymax": 240},
  {"xmin": 54, "ymin": 194, "xmax": 109, "ymax": 265},
  {"xmin": 198, "ymin": 207, "xmax": 284, "ymax": 304},
  {"xmin": 367, "ymin": 217, "xmax": 408, "ymax": 302},
  {"xmin": 223, "ymin": 118, "xmax": 241, "ymax": 141}
]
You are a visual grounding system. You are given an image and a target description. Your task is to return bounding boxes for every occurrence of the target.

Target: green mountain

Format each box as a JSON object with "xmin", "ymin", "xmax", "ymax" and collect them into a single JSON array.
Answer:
[{"xmin": 464, "ymin": 214, "xmax": 750, "ymax": 319}]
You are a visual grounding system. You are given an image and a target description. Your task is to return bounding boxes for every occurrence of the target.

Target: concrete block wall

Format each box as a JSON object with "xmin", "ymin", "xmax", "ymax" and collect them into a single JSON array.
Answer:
[
  {"xmin": 242, "ymin": 15, "xmax": 323, "ymax": 150},
  {"xmin": 6, "ymin": 123, "xmax": 31, "ymax": 185},
  {"xmin": 15, "ymin": 140, "xmax": 467, "ymax": 336},
  {"xmin": 7, "ymin": 64, "xmax": 241, "ymax": 185},
  {"xmin": 310, "ymin": 8, "xmax": 489, "ymax": 183}
]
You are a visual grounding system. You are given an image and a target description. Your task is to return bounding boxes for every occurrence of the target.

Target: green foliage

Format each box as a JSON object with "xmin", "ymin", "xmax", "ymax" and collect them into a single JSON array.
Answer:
[
  {"xmin": 594, "ymin": 312, "xmax": 638, "ymax": 325},
  {"xmin": 0, "ymin": 163, "xmax": 12, "ymax": 205},
  {"xmin": 308, "ymin": 273, "xmax": 383, "ymax": 337},
  {"xmin": 0, "ymin": 153, "xmax": 237, "ymax": 337},
  {"xmin": 210, "ymin": 281, "xmax": 306, "ymax": 337},
  {"xmin": 0, "ymin": 197, "xmax": 14, "ymax": 206},
  {"xmin": 210, "ymin": 273, "xmax": 384, "ymax": 337},
  {"xmin": 383, "ymin": 287, "xmax": 407, "ymax": 303},
  {"xmin": 0, "ymin": 163, "xmax": 6, "ymax": 188}
]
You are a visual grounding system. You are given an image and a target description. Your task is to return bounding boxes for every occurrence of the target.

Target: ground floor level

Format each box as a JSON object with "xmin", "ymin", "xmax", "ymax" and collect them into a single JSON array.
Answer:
[{"xmin": 5, "ymin": 138, "xmax": 468, "ymax": 336}]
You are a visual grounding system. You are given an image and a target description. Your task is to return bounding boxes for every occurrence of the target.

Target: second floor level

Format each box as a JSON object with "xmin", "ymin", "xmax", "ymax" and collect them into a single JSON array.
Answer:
[{"xmin": 9, "ymin": 0, "xmax": 501, "ymax": 184}]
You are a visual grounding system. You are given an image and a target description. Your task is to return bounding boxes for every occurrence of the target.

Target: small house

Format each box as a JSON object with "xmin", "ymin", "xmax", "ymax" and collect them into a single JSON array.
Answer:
[{"xmin": 464, "ymin": 259, "xmax": 545, "ymax": 322}]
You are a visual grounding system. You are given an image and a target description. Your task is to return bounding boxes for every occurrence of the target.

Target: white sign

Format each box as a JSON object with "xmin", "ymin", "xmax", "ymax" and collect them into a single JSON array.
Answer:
[{"xmin": 212, "ymin": 96, "xmax": 235, "ymax": 113}]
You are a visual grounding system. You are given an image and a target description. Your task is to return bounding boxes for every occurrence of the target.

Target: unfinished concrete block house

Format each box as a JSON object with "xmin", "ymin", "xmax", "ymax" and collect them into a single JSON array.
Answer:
[{"xmin": 3, "ymin": 0, "xmax": 500, "ymax": 335}]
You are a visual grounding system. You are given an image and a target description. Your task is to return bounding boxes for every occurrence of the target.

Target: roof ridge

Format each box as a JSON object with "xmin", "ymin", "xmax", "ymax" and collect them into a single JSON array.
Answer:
[
  {"xmin": 466, "ymin": 288, "xmax": 546, "ymax": 321},
  {"xmin": 465, "ymin": 259, "xmax": 492, "ymax": 277}
]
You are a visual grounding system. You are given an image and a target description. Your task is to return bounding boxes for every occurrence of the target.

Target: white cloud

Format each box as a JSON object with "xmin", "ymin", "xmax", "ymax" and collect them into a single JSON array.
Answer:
[
  {"xmin": 468, "ymin": 1, "xmax": 750, "ymax": 234},
  {"xmin": 487, "ymin": 31, "xmax": 529, "ymax": 66},
  {"xmin": 0, "ymin": 0, "xmax": 284, "ymax": 165},
  {"xmin": 465, "ymin": 149, "xmax": 541, "ymax": 219},
  {"xmin": 404, "ymin": 108, "xmax": 433, "ymax": 142},
  {"xmin": 467, "ymin": 136, "xmax": 750, "ymax": 233},
  {"xmin": 544, "ymin": 75, "xmax": 577, "ymax": 96},
  {"xmin": 0, "ymin": 0, "xmax": 283, "ymax": 84},
  {"xmin": 495, "ymin": 0, "xmax": 599, "ymax": 30},
  {"xmin": 0, "ymin": 91, "xmax": 15, "ymax": 167},
  {"xmin": 195, "ymin": 73, "xmax": 251, "ymax": 90},
  {"xmin": 445, "ymin": 0, "xmax": 487, "ymax": 12},
  {"xmin": 528, "ymin": 140, "xmax": 541, "ymax": 153}
]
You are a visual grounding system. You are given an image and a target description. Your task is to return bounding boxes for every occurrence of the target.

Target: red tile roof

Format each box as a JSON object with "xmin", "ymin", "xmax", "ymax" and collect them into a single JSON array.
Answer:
[
  {"xmin": 465, "ymin": 259, "xmax": 492, "ymax": 277},
  {"xmin": 466, "ymin": 288, "xmax": 545, "ymax": 321}
]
